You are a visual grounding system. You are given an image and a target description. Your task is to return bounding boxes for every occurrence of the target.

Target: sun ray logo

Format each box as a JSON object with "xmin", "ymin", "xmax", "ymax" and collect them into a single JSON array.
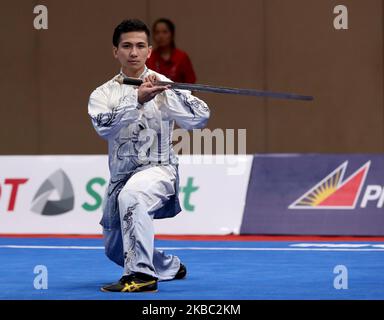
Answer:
[
  {"xmin": 289, "ymin": 161, "xmax": 371, "ymax": 210},
  {"xmin": 31, "ymin": 169, "xmax": 74, "ymax": 215}
]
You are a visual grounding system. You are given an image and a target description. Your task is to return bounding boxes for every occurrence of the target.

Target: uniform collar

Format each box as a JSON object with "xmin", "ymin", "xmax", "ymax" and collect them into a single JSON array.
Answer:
[{"xmin": 120, "ymin": 66, "xmax": 148, "ymax": 79}]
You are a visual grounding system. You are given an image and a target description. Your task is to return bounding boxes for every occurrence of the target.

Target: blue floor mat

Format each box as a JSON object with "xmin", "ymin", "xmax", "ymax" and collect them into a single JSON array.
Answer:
[{"xmin": 0, "ymin": 238, "xmax": 383, "ymax": 300}]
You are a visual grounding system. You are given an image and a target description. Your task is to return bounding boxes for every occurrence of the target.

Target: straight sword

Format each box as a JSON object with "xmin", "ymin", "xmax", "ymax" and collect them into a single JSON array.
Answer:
[{"xmin": 115, "ymin": 75, "xmax": 313, "ymax": 101}]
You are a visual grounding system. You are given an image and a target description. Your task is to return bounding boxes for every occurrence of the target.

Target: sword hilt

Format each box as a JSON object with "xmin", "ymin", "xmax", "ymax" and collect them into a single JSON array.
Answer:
[
  {"xmin": 115, "ymin": 75, "xmax": 143, "ymax": 86},
  {"xmin": 115, "ymin": 75, "xmax": 173, "ymax": 87}
]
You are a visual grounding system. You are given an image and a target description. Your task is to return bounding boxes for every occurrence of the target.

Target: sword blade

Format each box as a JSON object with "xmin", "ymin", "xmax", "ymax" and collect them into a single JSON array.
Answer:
[
  {"xmin": 159, "ymin": 81, "xmax": 313, "ymax": 101},
  {"xmin": 116, "ymin": 76, "xmax": 313, "ymax": 101}
]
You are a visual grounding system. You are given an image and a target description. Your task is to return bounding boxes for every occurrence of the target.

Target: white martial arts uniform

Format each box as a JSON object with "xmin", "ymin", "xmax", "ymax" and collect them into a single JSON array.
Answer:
[{"xmin": 88, "ymin": 67, "xmax": 210, "ymax": 280}]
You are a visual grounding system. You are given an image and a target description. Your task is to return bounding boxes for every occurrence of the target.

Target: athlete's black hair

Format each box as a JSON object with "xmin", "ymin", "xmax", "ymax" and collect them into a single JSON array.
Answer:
[{"xmin": 112, "ymin": 19, "xmax": 150, "ymax": 47}]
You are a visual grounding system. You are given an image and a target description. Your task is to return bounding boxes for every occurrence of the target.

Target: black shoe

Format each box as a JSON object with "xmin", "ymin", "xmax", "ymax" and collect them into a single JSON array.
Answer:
[
  {"xmin": 101, "ymin": 273, "xmax": 158, "ymax": 293},
  {"xmin": 174, "ymin": 263, "xmax": 187, "ymax": 280}
]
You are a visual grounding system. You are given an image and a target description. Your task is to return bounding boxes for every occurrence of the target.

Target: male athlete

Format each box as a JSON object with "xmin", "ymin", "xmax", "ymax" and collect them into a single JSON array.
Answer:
[{"xmin": 88, "ymin": 19, "xmax": 210, "ymax": 292}]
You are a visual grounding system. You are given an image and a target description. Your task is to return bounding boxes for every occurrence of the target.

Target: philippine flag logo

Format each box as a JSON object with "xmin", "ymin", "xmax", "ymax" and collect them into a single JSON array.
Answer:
[{"xmin": 289, "ymin": 161, "xmax": 371, "ymax": 210}]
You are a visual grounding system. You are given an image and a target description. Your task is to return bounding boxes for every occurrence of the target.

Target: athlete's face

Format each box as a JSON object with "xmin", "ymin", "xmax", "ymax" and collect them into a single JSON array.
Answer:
[{"xmin": 113, "ymin": 31, "xmax": 152, "ymax": 76}]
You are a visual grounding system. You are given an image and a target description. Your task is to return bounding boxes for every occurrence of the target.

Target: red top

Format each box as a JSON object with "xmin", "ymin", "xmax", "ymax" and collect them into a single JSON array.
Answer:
[{"xmin": 147, "ymin": 48, "xmax": 196, "ymax": 83}]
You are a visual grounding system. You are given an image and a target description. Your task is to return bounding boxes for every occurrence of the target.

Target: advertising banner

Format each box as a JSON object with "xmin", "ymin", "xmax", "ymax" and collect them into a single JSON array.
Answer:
[
  {"xmin": 0, "ymin": 155, "xmax": 252, "ymax": 235},
  {"xmin": 240, "ymin": 154, "xmax": 384, "ymax": 235}
]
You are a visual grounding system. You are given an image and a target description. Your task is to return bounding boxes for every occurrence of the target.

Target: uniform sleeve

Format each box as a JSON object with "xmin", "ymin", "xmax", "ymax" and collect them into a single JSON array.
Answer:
[
  {"xmin": 88, "ymin": 87, "xmax": 141, "ymax": 140},
  {"xmin": 156, "ymin": 88, "xmax": 210, "ymax": 130}
]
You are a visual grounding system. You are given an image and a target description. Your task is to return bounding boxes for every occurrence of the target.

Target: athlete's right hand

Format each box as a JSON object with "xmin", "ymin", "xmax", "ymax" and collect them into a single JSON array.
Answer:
[{"xmin": 137, "ymin": 78, "xmax": 169, "ymax": 105}]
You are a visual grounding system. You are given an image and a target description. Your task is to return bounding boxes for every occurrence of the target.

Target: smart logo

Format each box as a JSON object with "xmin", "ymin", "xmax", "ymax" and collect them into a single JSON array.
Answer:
[
  {"xmin": 82, "ymin": 176, "xmax": 199, "ymax": 213},
  {"xmin": 0, "ymin": 169, "xmax": 199, "ymax": 215}
]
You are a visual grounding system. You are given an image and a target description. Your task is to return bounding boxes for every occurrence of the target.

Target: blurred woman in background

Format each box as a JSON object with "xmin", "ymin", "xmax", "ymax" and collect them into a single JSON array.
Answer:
[{"xmin": 147, "ymin": 18, "xmax": 196, "ymax": 83}]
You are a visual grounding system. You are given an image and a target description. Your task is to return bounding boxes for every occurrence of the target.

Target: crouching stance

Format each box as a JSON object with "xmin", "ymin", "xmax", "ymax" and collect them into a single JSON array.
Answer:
[{"xmin": 88, "ymin": 19, "xmax": 210, "ymax": 292}]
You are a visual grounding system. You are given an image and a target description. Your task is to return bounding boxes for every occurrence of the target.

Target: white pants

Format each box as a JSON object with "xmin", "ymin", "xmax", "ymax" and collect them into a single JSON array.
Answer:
[{"xmin": 103, "ymin": 165, "xmax": 181, "ymax": 280}]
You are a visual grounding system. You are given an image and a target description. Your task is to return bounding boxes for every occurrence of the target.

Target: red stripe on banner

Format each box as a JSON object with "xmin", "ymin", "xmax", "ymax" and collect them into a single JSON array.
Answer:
[{"xmin": 1, "ymin": 234, "xmax": 384, "ymax": 241}]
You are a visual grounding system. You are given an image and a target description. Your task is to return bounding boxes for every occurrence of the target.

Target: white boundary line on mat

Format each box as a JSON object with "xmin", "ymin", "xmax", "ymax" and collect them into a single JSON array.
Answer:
[{"xmin": 1, "ymin": 245, "xmax": 384, "ymax": 252}]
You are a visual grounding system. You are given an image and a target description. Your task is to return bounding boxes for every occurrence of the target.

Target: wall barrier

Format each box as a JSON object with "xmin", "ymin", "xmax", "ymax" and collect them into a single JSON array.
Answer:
[{"xmin": 1, "ymin": 154, "xmax": 382, "ymax": 235}]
